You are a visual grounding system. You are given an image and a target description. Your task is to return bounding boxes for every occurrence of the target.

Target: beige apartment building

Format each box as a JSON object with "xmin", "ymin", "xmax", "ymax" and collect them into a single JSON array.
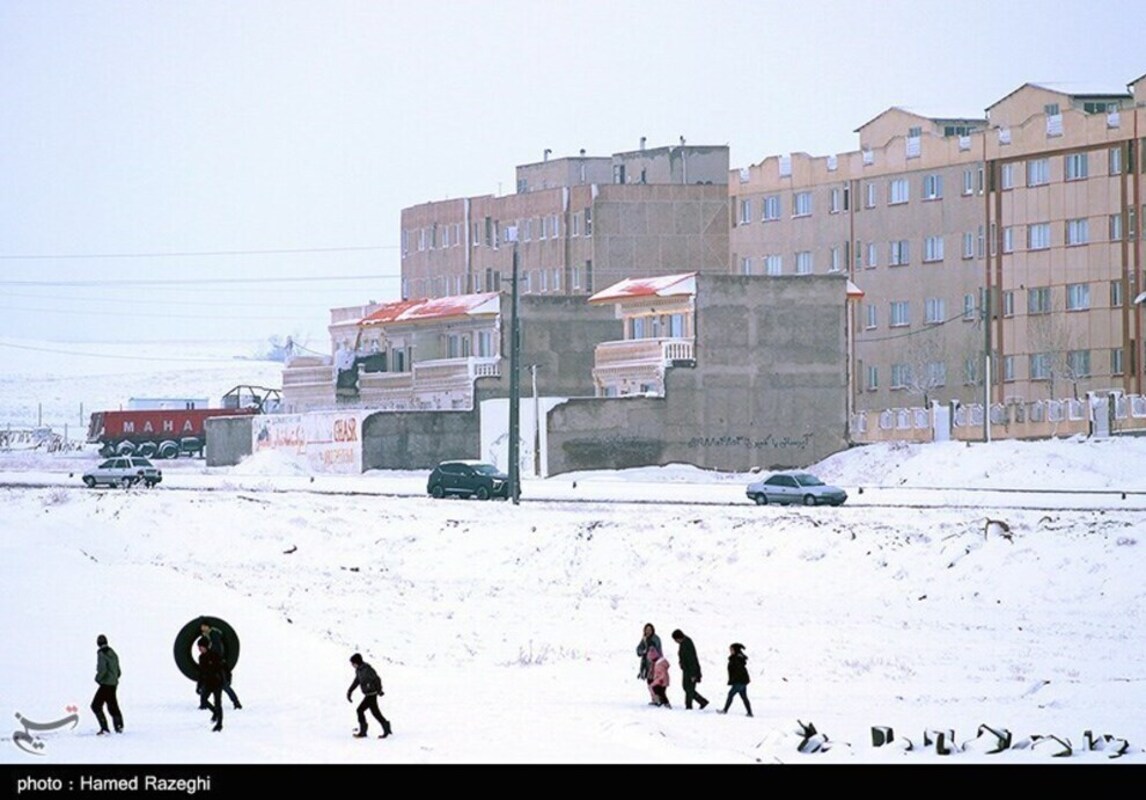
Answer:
[
  {"xmin": 731, "ymin": 75, "xmax": 1146, "ymax": 415},
  {"xmin": 400, "ymin": 142, "xmax": 730, "ymax": 302}
]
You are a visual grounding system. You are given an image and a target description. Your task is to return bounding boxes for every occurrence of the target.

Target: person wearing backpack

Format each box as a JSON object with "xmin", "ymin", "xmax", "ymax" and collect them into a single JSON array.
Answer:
[{"xmin": 347, "ymin": 653, "xmax": 392, "ymax": 739}]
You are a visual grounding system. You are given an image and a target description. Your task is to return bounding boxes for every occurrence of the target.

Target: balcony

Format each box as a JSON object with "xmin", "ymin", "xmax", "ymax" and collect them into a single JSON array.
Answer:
[{"xmin": 592, "ymin": 338, "xmax": 694, "ymax": 397}]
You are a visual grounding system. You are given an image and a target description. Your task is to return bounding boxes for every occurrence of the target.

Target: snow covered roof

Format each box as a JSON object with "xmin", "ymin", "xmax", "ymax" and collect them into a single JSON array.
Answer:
[
  {"xmin": 987, "ymin": 81, "xmax": 1130, "ymax": 110},
  {"xmin": 360, "ymin": 293, "xmax": 501, "ymax": 326},
  {"xmin": 846, "ymin": 280, "xmax": 864, "ymax": 299},
  {"xmin": 588, "ymin": 273, "xmax": 697, "ymax": 304}
]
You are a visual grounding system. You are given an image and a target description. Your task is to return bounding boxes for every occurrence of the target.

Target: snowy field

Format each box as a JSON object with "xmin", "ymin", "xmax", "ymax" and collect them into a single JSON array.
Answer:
[{"xmin": 1, "ymin": 338, "xmax": 1145, "ymax": 768}]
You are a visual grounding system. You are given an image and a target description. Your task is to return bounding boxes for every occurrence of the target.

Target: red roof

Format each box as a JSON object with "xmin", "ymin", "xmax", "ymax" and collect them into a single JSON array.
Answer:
[
  {"xmin": 588, "ymin": 273, "xmax": 697, "ymax": 304},
  {"xmin": 360, "ymin": 292, "xmax": 501, "ymax": 325}
]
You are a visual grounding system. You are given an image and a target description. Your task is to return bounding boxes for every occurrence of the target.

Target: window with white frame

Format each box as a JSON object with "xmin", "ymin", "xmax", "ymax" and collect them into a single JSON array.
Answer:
[
  {"xmin": 417, "ymin": 228, "xmax": 426, "ymax": 251},
  {"xmin": 867, "ymin": 243, "xmax": 877, "ymax": 268},
  {"xmin": 1067, "ymin": 349, "xmax": 1090, "ymax": 377},
  {"xmin": 762, "ymin": 195, "xmax": 781, "ymax": 221},
  {"xmin": 1001, "ymin": 162, "xmax": 1015, "ymax": 190},
  {"xmin": 889, "ymin": 178, "xmax": 909, "ymax": 205},
  {"xmin": 925, "ymin": 297, "xmax": 946, "ymax": 323},
  {"xmin": 924, "ymin": 236, "xmax": 944, "ymax": 262},
  {"xmin": 1027, "ymin": 158, "xmax": 1050, "ymax": 186},
  {"xmin": 865, "ymin": 304, "xmax": 877, "ymax": 329},
  {"xmin": 1030, "ymin": 352, "xmax": 1052, "ymax": 380},
  {"xmin": 793, "ymin": 192, "xmax": 812, "ymax": 217},
  {"xmin": 962, "ymin": 232, "xmax": 974, "ymax": 259},
  {"xmin": 539, "ymin": 269, "xmax": 549, "ymax": 293},
  {"xmin": 963, "ymin": 293, "xmax": 976, "ymax": 320},
  {"xmin": 830, "ymin": 188, "xmax": 841, "ymax": 214},
  {"xmin": 738, "ymin": 198, "xmax": 752, "ymax": 224},
  {"xmin": 1110, "ymin": 147, "xmax": 1123, "ymax": 175},
  {"xmin": 1064, "ymin": 153, "xmax": 1089, "ymax": 181},
  {"xmin": 1003, "ymin": 355, "xmax": 1015, "ymax": 382},
  {"xmin": 1003, "ymin": 227, "xmax": 1014, "ymax": 253},
  {"xmin": 552, "ymin": 268, "xmax": 561, "ymax": 291},
  {"xmin": 795, "ymin": 251, "xmax": 812, "ymax": 274},
  {"xmin": 1111, "ymin": 280, "xmax": 1123, "ymax": 307},
  {"xmin": 890, "ymin": 300, "xmax": 910, "ymax": 327},
  {"xmin": 865, "ymin": 182, "xmax": 877, "ymax": 208},
  {"xmin": 1066, "ymin": 282, "xmax": 1090, "ymax": 311},
  {"xmin": 1110, "ymin": 213, "xmax": 1123, "ymax": 240},
  {"xmin": 740, "ymin": 256, "xmax": 752, "ymax": 275},
  {"xmin": 962, "ymin": 169, "xmax": 974, "ymax": 195},
  {"xmin": 926, "ymin": 361, "xmax": 947, "ymax": 387},
  {"xmin": 1066, "ymin": 218, "xmax": 1089, "ymax": 246},
  {"xmin": 890, "ymin": 363, "xmax": 912, "ymax": 389},
  {"xmin": 571, "ymin": 214, "xmax": 580, "ymax": 236},
  {"xmin": 964, "ymin": 357, "xmax": 979, "ymax": 385},
  {"xmin": 890, "ymin": 240, "xmax": 910, "ymax": 266},
  {"xmin": 584, "ymin": 208, "xmax": 592, "ymax": 236},
  {"xmin": 549, "ymin": 215, "xmax": 559, "ymax": 238},
  {"xmin": 923, "ymin": 174, "xmax": 943, "ymax": 200},
  {"xmin": 1111, "ymin": 348, "xmax": 1124, "ymax": 375},
  {"xmin": 1028, "ymin": 286, "xmax": 1051, "ymax": 314},
  {"xmin": 764, "ymin": 255, "xmax": 782, "ymax": 276},
  {"xmin": 476, "ymin": 331, "xmax": 494, "ymax": 357},
  {"xmin": 866, "ymin": 365, "xmax": 878, "ymax": 390},
  {"xmin": 1003, "ymin": 290, "xmax": 1014, "ymax": 317},
  {"xmin": 1028, "ymin": 222, "xmax": 1051, "ymax": 250},
  {"xmin": 829, "ymin": 246, "xmax": 841, "ymax": 272},
  {"xmin": 977, "ymin": 225, "xmax": 985, "ymax": 257}
]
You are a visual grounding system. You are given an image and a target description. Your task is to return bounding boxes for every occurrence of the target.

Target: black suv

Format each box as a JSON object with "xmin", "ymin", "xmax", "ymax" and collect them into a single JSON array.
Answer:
[{"xmin": 427, "ymin": 460, "xmax": 511, "ymax": 500}]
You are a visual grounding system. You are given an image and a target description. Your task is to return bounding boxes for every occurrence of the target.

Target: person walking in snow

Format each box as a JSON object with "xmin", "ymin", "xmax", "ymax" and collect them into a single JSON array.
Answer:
[
  {"xmin": 636, "ymin": 623, "xmax": 663, "ymax": 704},
  {"xmin": 198, "ymin": 619, "xmax": 242, "ymax": 710},
  {"xmin": 347, "ymin": 653, "xmax": 392, "ymax": 738},
  {"xmin": 91, "ymin": 634, "xmax": 124, "ymax": 735},
  {"xmin": 671, "ymin": 629, "xmax": 708, "ymax": 710},
  {"xmin": 718, "ymin": 642, "xmax": 752, "ymax": 717},
  {"xmin": 648, "ymin": 647, "xmax": 672, "ymax": 708},
  {"xmin": 196, "ymin": 637, "xmax": 225, "ymax": 732}
]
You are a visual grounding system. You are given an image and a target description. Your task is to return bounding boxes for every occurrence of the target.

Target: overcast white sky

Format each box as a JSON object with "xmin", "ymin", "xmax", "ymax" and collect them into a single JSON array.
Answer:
[{"xmin": 1, "ymin": 0, "xmax": 1142, "ymax": 348}]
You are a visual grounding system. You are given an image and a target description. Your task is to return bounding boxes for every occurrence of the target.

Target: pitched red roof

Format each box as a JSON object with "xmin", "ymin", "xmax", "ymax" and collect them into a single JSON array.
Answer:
[
  {"xmin": 588, "ymin": 273, "xmax": 697, "ymax": 304},
  {"xmin": 360, "ymin": 292, "xmax": 501, "ymax": 325}
]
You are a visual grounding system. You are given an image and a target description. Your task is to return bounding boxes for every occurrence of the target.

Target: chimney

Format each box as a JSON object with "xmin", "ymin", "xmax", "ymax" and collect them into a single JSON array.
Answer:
[
  {"xmin": 579, "ymin": 148, "xmax": 586, "ymax": 157},
  {"xmin": 543, "ymin": 148, "xmax": 552, "ymax": 162},
  {"xmin": 639, "ymin": 136, "xmax": 646, "ymax": 151}
]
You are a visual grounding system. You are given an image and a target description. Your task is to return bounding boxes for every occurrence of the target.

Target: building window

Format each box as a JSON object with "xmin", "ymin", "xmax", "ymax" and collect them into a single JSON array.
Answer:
[
  {"xmin": 1066, "ymin": 282, "xmax": 1090, "ymax": 311},
  {"xmin": 1027, "ymin": 158, "xmax": 1050, "ymax": 186},
  {"xmin": 1066, "ymin": 218, "xmax": 1090, "ymax": 246},
  {"xmin": 1110, "ymin": 147, "xmax": 1123, "ymax": 175},
  {"xmin": 1028, "ymin": 286, "xmax": 1052, "ymax": 315},
  {"xmin": 1110, "ymin": 213, "xmax": 1123, "ymax": 241},
  {"xmin": 572, "ymin": 265, "xmax": 582, "ymax": 290},
  {"xmin": 1028, "ymin": 222, "xmax": 1051, "ymax": 250},
  {"xmin": 962, "ymin": 169, "xmax": 974, "ymax": 195},
  {"xmin": 539, "ymin": 269, "xmax": 549, "ymax": 293},
  {"xmin": 926, "ymin": 361, "xmax": 947, "ymax": 387},
  {"xmin": 571, "ymin": 214, "xmax": 580, "ymax": 237},
  {"xmin": 476, "ymin": 331, "xmax": 494, "ymax": 357},
  {"xmin": 865, "ymin": 182, "xmax": 877, "ymax": 208},
  {"xmin": 961, "ymin": 232, "xmax": 974, "ymax": 259},
  {"xmin": 890, "ymin": 301, "xmax": 910, "ymax": 327},
  {"xmin": 865, "ymin": 304, "xmax": 877, "ymax": 329},
  {"xmin": 889, "ymin": 178, "xmax": 909, "ymax": 205},
  {"xmin": 866, "ymin": 365, "xmax": 878, "ymax": 390},
  {"xmin": 923, "ymin": 174, "xmax": 943, "ymax": 200},
  {"xmin": 1068, "ymin": 349, "xmax": 1091, "ymax": 377},
  {"xmin": 890, "ymin": 240, "xmax": 910, "ymax": 266},
  {"xmin": 795, "ymin": 251, "xmax": 812, "ymax": 274},
  {"xmin": 829, "ymin": 246, "xmax": 841, "ymax": 273},
  {"xmin": 866, "ymin": 243, "xmax": 877, "ymax": 268},
  {"xmin": 764, "ymin": 255, "xmax": 782, "ymax": 276},
  {"xmin": 1002, "ymin": 227, "xmax": 1014, "ymax": 253},
  {"xmin": 890, "ymin": 363, "xmax": 912, "ymax": 389},
  {"xmin": 830, "ymin": 187, "xmax": 841, "ymax": 214},
  {"xmin": 963, "ymin": 294, "xmax": 976, "ymax": 321},
  {"xmin": 1112, "ymin": 348, "xmax": 1125, "ymax": 376},
  {"xmin": 793, "ymin": 192, "xmax": 812, "ymax": 217},
  {"xmin": 1065, "ymin": 153, "xmax": 1089, "ymax": 181},
  {"xmin": 740, "ymin": 256, "xmax": 752, "ymax": 275},
  {"xmin": 1003, "ymin": 355, "xmax": 1015, "ymax": 382},
  {"xmin": 762, "ymin": 195, "xmax": 781, "ymax": 221},
  {"xmin": 584, "ymin": 208, "xmax": 592, "ymax": 236},
  {"xmin": 1111, "ymin": 280, "xmax": 1123, "ymax": 307},
  {"xmin": 738, "ymin": 198, "xmax": 752, "ymax": 225},
  {"xmin": 964, "ymin": 357, "xmax": 979, "ymax": 385},
  {"xmin": 923, "ymin": 236, "xmax": 944, "ymax": 262},
  {"xmin": 1003, "ymin": 291, "xmax": 1015, "ymax": 318},
  {"xmin": 1001, "ymin": 163, "xmax": 1015, "ymax": 190},
  {"xmin": 925, "ymin": 297, "xmax": 946, "ymax": 324},
  {"xmin": 401, "ymin": 229, "xmax": 409, "ymax": 257}
]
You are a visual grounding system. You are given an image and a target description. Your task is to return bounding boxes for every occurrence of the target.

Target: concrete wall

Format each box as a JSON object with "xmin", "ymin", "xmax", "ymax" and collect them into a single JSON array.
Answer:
[
  {"xmin": 205, "ymin": 415, "xmax": 255, "ymax": 466},
  {"xmin": 361, "ymin": 409, "xmax": 479, "ymax": 471},
  {"xmin": 545, "ymin": 274, "xmax": 850, "ymax": 473}
]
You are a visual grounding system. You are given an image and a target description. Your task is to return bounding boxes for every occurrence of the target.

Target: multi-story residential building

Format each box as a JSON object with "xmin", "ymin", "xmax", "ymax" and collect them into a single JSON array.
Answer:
[
  {"xmin": 731, "ymin": 75, "xmax": 1146, "ymax": 415},
  {"xmin": 400, "ymin": 141, "xmax": 730, "ymax": 301}
]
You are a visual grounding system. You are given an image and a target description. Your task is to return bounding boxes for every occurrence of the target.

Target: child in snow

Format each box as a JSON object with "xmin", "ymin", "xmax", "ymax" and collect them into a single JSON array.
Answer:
[{"xmin": 649, "ymin": 647, "xmax": 671, "ymax": 708}]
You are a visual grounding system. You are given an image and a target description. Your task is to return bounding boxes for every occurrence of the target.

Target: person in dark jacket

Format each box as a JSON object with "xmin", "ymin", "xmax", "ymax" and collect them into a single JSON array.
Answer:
[
  {"xmin": 196, "ymin": 637, "xmax": 225, "ymax": 732},
  {"xmin": 198, "ymin": 619, "xmax": 241, "ymax": 710},
  {"xmin": 347, "ymin": 653, "xmax": 392, "ymax": 738},
  {"xmin": 718, "ymin": 642, "xmax": 752, "ymax": 716},
  {"xmin": 671, "ymin": 629, "xmax": 709, "ymax": 710},
  {"xmin": 91, "ymin": 634, "xmax": 124, "ymax": 735},
  {"xmin": 636, "ymin": 623, "xmax": 662, "ymax": 704}
]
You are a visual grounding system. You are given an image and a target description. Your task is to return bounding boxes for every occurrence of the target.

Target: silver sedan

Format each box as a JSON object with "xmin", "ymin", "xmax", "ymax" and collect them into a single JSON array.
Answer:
[{"xmin": 745, "ymin": 473, "xmax": 847, "ymax": 506}]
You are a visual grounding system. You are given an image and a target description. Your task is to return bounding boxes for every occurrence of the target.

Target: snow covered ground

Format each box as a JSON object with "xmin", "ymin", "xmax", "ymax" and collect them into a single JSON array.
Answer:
[{"xmin": 1, "ymin": 338, "xmax": 1145, "ymax": 767}]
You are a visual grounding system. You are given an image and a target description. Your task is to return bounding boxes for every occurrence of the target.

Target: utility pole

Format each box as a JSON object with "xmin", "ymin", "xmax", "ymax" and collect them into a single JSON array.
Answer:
[
  {"xmin": 982, "ymin": 285, "xmax": 992, "ymax": 443},
  {"xmin": 506, "ymin": 227, "xmax": 522, "ymax": 505},
  {"xmin": 531, "ymin": 364, "xmax": 541, "ymax": 477}
]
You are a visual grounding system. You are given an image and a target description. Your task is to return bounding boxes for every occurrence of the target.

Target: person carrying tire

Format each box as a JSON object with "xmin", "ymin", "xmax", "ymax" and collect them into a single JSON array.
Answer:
[{"xmin": 199, "ymin": 618, "xmax": 242, "ymax": 710}]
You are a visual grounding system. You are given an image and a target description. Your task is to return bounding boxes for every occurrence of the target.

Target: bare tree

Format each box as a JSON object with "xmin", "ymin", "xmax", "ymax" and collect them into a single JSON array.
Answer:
[
  {"xmin": 1027, "ymin": 298, "xmax": 1083, "ymax": 400},
  {"xmin": 894, "ymin": 326, "xmax": 949, "ymax": 407}
]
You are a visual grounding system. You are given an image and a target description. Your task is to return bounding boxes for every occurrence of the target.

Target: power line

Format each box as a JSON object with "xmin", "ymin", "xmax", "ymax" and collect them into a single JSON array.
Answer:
[
  {"xmin": 0, "ymin": 303, "xmax": 318, "ymax": 322},
  {"xmin": 0, "ymin": 245, "xmax": 397, "ymax": 260},
  {"xmin": 0, "ymin": 274, "xmax": 400, "ymax": 288},
  {"xmin": 0, "ymin": 339, "xmax": 285, "ymax": 364},
  {"xmin": 854, "ymin": 309, "xmax": 977, "ymax": 344}
]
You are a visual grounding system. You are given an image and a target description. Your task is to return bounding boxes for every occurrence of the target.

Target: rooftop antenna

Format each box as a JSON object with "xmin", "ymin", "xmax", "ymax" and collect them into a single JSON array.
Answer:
[{"xmin": 640, "ymin": 136, "xmax": 646, "ymax": 151}]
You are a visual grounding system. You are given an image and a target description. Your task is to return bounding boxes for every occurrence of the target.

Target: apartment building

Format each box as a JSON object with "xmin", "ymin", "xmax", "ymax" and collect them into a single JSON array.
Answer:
[
  {"xmin": 400, "ymin": 142, "xmax": 730, "ymax": 301},
  {"xmin": 731, "ymin": 74, "xmax": 1146, "ymax": 413}
]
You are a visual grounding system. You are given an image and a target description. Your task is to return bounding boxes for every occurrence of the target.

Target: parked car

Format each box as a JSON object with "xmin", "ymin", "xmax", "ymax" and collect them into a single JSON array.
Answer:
[
  {"xmin": 745, "ymin": 472, "xmax": 846, "ymax": 506},
  {"xmin": 82, "ymin": 457, "xmax": 163, "ymax": 489},
  {"xmin": 427, "ymin": 460, "xmax": 511, "ymax": 500}
]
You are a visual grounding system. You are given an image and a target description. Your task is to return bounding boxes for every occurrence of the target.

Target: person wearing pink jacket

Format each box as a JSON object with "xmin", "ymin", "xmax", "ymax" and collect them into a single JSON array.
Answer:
[{"xmin": 648, "ymin": 647, "xmax": 672, "ymax": 708}]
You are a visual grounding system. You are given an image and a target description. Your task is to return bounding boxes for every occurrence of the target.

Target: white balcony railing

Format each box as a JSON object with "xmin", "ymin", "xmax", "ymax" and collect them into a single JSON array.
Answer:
[{"xmin": 593, "ymin": 338, "xmax": 694, "ymax": 369}]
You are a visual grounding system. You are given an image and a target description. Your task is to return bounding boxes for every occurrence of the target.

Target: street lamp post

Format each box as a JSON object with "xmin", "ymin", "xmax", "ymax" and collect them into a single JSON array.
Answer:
[{"xmin": 506, "ymin": 227, "xmax": 522, "ymax": 505}]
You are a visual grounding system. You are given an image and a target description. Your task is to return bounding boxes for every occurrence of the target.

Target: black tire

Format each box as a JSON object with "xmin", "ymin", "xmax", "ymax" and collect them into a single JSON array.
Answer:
[
  {"xmin": 173, "ymin": 616, "xmax": 241, "ymax": 682},
  {"xmin": 803, "ymin": 494, "xmax": 817, "ymax": 506},
  {"xmin": 753, "ymin": 493, "xmax": 767, "ymax": 506},
  {"xmin": 135, "ymin": 441, "xmax": 157, "ymax": 458},
  {"xmin": 83, "ymin": 476, "xmax": 96, "ymax": 488},
  {"xmin": 430, "ymin": 484, "xmax": 445, "ymax": 499},
  {"xmin": 475, "ymin": 486, "xmax": 490, "ymax": 500},
  {"xmin": 157, "ymin": 440, "xmax": 179, "ymax": 459}
]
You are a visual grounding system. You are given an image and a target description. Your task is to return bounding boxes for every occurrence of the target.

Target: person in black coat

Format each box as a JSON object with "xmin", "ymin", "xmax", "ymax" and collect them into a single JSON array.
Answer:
[
  {"xmin": 91, "ymin": 634, "xmax": 124, "ymax": 734},
  {"xmin": 718, "ymin": 642, "xmax": 752, "ymax": 716},
  {"xmin": 671, "ymin": 629, "xmax": 709, "ymax": 710},
  {"xmin": 196, "ymin": 638, "xmax": 225, "ymax": 732},
  {"xmin": 198, "ymin": 619, "xmax": 241, "ymax": 710},
  {"xmin": 347, "ymin": 653, "xmax": 392, "ymax": 738}
]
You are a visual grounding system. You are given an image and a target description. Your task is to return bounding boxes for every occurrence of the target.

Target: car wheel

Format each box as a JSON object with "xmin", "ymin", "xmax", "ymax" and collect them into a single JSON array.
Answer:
[
  {"xmin": 753, "ymin": 493, "xmax": 767, "ymax": 506},
  {"xmin": 83, "ymin": 476, "xmax": 96, "ymax": 488},
  {"xmin": 803, "ymin": 494, "xmax": 817, "ymax": 506},
  {"xmin": 120, "ymin": 477, "xmax": 133, "ymax": 489},
  {"xmin": 430, "ymin": 484, "xmax": 445, "ymax": 499},
  {"xmin": 475, "ymin": 486, "xmax": 490, "ymax": 501}
]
